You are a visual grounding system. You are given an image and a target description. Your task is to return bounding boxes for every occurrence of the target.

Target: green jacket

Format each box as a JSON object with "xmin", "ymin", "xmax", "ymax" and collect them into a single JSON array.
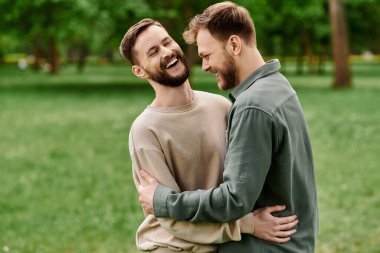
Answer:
[{"xmin": 154, "ymin": 60, "xmax": 318, "ymax": 252}]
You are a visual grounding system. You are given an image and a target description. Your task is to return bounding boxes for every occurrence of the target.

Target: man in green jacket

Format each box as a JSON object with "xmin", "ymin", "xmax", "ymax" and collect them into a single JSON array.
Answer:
[{"xmin": 139, "ymin": 2, "xmax": 318, "ymax": 252}]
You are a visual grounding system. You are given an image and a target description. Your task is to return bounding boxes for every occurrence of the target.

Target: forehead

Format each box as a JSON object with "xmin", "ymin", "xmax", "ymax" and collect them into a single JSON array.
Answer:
[
  {"xmin": 196, "ymin": 29, "xmax": 223, "ymax": 55},
  {"xmin": 134, "ymin": 25, "xmax": 170, "ymax": 54}
]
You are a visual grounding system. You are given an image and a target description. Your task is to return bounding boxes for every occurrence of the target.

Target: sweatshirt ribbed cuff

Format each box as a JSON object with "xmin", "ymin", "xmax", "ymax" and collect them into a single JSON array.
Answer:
[
  {"xmin": 153, "ymin": 184, "xmax": 172, "ymax": 217},
  {"xmin": 239, "ymin": 213, "xmax": 254, "ymax": 235}
]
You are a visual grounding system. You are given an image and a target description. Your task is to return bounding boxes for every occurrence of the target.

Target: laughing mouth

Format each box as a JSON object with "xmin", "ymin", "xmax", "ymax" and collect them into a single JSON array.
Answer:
[{"xmin": 165, "ymin": 57, "xmax": 178, "ymax": 69}]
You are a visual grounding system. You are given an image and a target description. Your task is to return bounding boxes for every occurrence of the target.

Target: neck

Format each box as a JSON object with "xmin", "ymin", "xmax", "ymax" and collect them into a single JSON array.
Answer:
[
  {"xmin": 237, "ymin": 47, "xmax": 265, "ymax": 84},
  {"xmin": 150, "ymin": 80, "xmax": 194, "ymax": 107}
]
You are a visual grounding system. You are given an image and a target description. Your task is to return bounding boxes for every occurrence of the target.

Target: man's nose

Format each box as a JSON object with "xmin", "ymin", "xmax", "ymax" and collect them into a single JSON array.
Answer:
[
  {"xmin": 202, "ymin": 60, "xmax": 210, "ymax": 72},
  {"xmin": 161, "ymin": 46, "xmax": 173, "ymax": 59}
]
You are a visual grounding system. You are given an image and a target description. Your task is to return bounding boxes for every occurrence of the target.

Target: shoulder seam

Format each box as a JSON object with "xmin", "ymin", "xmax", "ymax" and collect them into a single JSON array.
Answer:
[
  {"xmin": 234, "ymin": 106, "xmax": 274, "ymax": 119},
  {"xmin": 132, "ymin": 147, "xmax": 164, "ymax": 154},
  {"xmin": 273, "ymin": 92, "xmax": 296, "ymax": 115},
  {"xmin": 233, "ymin": 106, "xmax": 281, "ymax": 151}
]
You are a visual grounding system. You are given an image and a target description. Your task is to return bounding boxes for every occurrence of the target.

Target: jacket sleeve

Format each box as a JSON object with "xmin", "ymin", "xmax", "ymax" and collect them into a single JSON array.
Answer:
[{"xmin": 153, "ymin": 108, "xmax": 276, "ymax": 222}]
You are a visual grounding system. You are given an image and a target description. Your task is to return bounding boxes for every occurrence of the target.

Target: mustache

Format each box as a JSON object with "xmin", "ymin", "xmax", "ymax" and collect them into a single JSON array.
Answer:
[{"xmin": 160, "ymin": 51, "xmax": 184, "ymax": 69}]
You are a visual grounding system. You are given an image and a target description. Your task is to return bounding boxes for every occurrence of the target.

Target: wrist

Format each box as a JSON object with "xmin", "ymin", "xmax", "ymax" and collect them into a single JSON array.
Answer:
[
  {"xmin": 153, "ymin": 184, "xmax": 170, "ymax": 217},
  {"xmin": 239, "ymin": 213, "xmax": 254, "ymax": 234}
]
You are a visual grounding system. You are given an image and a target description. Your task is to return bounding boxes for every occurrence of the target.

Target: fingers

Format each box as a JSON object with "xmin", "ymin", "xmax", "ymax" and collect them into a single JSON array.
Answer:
[
  {"xmin": 276, "ymin": 215, "xmax": 298, "ymax": 225},
  {"xmin": 253, "ymin": 205, "xmax": 299, "ymax": 244},
  {"xmin": 264, "ymin": 228, "xmax": 296, "ymax": 244},
  {"xmin": 253, "ymin": 205, "xmax": 285, "ymax": 215},
  {"xmin": 268, "ymin": 236, "xmax": 291, "ymax": 243},
  {"xmin": 264, "ymin": 205, "xmax": 286, "ymax": 213},
  {"xmin": 274, "ymin": 229, "xmax": 297, "ymax": 238},
  {"xmin": 269, "ymin": 218, "xmax": 298, "ymax": 243},
  {"xmin": 140, "ymin": 170, "xmax": 157, "ymax": 184},
  {"xmin": 138, "ymin": 184, "xmax": 153, "ymax": 214},
  {"xmin": 278, "ymin": 218, "xmax": 299, "ymax": 230}
]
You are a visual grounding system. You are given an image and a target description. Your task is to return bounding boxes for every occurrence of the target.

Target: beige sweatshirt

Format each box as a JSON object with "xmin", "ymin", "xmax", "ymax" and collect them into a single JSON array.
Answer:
[{"xmin": 129, "ymin": 91, "xmax": 254, "ymax": 253}]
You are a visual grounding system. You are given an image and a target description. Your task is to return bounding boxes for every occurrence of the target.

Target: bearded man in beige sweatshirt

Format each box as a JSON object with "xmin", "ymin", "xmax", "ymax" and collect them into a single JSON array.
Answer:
[{"xmin": 120, "ymin": 18, "xmax": 298, "ymax": 253}]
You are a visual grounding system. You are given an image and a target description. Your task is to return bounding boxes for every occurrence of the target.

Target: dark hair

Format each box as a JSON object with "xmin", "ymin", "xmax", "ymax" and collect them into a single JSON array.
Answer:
[
  {"xmin": 183, "ymin": 1, "xmax": 256, "ymax": 46},
  {"xmin": 119, "ymin": 18, "xmax": 164, "ymax": 64}
]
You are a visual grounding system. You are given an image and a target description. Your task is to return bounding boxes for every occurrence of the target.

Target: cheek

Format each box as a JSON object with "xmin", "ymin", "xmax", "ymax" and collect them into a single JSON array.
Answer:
[
  {"xmin": 212, "ymin": 62, "xmax": 223, "ymax": 73},
  {"xmin": 149, "ymin": 58, "xmax": 162, "ymax": 70},
  {"xmin": 208, "ymin": 58, "xmax": 217, "ymax": 69},
  {"xmin": 211, "ymin": 55, "xmax": 224, "ymax": 69}
]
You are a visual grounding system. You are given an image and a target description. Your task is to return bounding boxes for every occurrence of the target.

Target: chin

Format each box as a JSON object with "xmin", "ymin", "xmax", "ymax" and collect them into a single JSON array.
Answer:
[
  {"xmin": 218, "ymin": 84, "xmax": 226, "ymax": 91},
  {"xmin": 218, "ymin": 82, "xmax": 229, "ymax": 91}
]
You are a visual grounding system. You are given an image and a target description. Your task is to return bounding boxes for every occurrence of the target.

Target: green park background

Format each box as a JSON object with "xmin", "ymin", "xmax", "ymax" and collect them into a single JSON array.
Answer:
[{"xmin": 0, "ymin": 0, "xmax": 379, "ymax": 252}]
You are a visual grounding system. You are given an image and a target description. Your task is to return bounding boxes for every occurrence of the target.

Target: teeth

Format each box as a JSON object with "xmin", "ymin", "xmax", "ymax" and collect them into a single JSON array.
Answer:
[{"xmin": 165, "ymin": 58, "xmax": 178, "ymax": 69}]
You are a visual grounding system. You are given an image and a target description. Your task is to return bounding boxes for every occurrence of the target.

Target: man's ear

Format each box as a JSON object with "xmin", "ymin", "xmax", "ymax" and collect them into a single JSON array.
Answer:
[
  {"xmin": 228, "ymin": 35, "xmax": 242, "ymax": 56},
  {"xmin": 131, "ymin": 65, "xmax": 146, "ymax": 79}
]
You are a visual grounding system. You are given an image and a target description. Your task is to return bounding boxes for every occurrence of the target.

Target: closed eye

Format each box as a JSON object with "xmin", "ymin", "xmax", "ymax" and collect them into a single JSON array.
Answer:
[
  {"xmin": 148, "ymin": 48, "xmax": 158, "ymax": 57},
  {"xmin": 163, "ymin": 39, "xmax": 172, "ymax": 46},
  {"xmin": 199, "ymin": 52, "xmax": 210, "ymax": 59}
]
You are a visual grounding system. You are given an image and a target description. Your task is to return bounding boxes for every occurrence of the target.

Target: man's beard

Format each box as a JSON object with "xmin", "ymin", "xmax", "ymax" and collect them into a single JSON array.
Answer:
[
  {"xmin": 146, "ymin": 52, "xmax": 190, "ymax": 87},
  {"xmin": 218, "ymin": 52, "xmax": 238, "ymax": 90}
]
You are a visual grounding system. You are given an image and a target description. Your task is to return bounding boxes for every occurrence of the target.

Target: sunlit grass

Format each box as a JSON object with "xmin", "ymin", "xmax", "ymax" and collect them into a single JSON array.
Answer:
[
  {"xmin": 298, "ymin": 87, "xmax": 380, "ymax": 253},
  {"xmin": 0, "ymin": 88, "xmax": 151, "ymax": 253}
]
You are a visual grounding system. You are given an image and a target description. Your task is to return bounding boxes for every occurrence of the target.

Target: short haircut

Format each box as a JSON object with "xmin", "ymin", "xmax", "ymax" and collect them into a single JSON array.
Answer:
[
  {"xmin": 119, "ymin": 18, "xmax": 164, "ymax": 65},
  {"xmin": 183, "ymin": 1, "xmax": 256, "ymax": 46}
]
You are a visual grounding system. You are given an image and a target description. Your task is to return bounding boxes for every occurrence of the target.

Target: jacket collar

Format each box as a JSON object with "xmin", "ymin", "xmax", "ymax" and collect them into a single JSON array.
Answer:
[{"xmin": 229, "ymin": 59, "xmax": 281, "ymax": 102}]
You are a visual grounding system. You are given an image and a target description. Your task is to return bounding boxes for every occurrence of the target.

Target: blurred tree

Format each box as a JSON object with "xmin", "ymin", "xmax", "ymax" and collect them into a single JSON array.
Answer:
[
  {"xmin": 0, "ymin": 0, "xmax": 152, "ymax": 73},
  {"xmin": 0, "ymin": 0, "xmax": 378, "ymax": 78},
  {"xmin": 239, "ymin": 0, "xmax": 329, "ymax": 74},
  {"xmin": 62, "ymin": 0, "xmax": 99, "ymax": 72},
  {"xmin": 329, "ymin": 0, "xmax": 351, "ymax": 88},
  {"xmin": 95, "ymin": 0, "xmax": 151, "ymax": 63},
  {"xmin": 0, "ymin": 0, "xmax": 90, "ymax": 73},
  {"xmin": 345, "ymin": 0, "xmax": 380, "ymax": 54},
  {"xmin": 0, "ymin": 34, "xmax": 21, "ymax": 64}
]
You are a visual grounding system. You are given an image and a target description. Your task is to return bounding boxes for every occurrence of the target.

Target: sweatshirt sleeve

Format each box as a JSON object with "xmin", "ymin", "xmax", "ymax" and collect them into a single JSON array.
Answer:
[
  {"xmin": 157, "ymin": 214, "xmax": 253, "ymax": 244},
  {"xmin": 153, "ymin": 108, "xmax": 276, "ymax": 222},
  {"xmin": 129, "ymin": 131, "xmax": 254, "ymax": 244}
]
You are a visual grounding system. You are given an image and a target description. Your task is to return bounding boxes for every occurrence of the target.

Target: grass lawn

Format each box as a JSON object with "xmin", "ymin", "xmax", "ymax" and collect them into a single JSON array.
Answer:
[{"xmin": 0, "ymin": 61, "xmax": 379, "ymax": 253}]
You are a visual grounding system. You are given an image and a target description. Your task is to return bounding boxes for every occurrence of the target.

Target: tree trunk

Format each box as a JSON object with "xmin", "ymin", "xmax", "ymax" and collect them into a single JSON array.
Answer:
[
  {"xmin": 296, "ymin": 38, "xmax": 304, "ymax": 75},
  {"xmin": 48, "ymin": 36, "xmax": 59, "ymax": 74},
  {"xmin": 304, "ymin": 32, "xmax": 316, "ymax": 74},
  {"xmin": 280, "ymin": 38, "xmax": 288, "ymax": 74},
  {"xmin": 105, "ymin": 50, "xmax": 114, "ymax": 63},
  {"xmin": 33, "ymin": 35, "xmax": 41, "ymax": 71},
  {"xmin": 317, "ymin": 46, "xmax": 327, "ymax": 75},
  {"xmin": 328, "ymin": 0, "xmax": 351, "ymax": 88},
  {"xmin": 296, "ymin": 54, "xmax": 304, "ymax": 75},
  {"xmin": 77, "ymin": 45, "xmax": 89, "ymax": 73}
]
